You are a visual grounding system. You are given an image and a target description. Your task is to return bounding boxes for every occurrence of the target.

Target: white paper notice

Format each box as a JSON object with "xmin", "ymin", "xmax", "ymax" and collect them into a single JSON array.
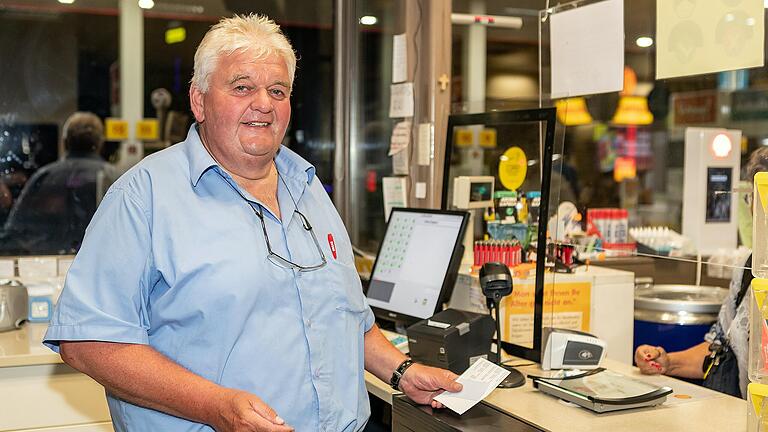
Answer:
[
  {"xmin": 389, "ymin": 82, "xmax": 414, "ymax": 118},
  {"xmin": 550, "ymin": 0, "xmax": 624, "ymax": 98},
  {"xmin": 392, "ymin": 33, "xmax": 408, "ymax": 83},
  {"xmin": 417, "ymin": 122, "xmax": 432, "ymax": 166},
  {"xmin": 415, "ymin": 182, "xmax": 427, "ymax": 199},
  {"xmin": 392, "ymin": 147, "xmax": 409, "ymax": 175},
  {"xmin": 382, "ymin": 177, "xmax": 408, "ymax": 221},
  {"xmin": 389, "ymin": 121, "xmax": 411, "ymax": 156},
  {"xmin": 657, "ymin": 0, "xmax": 764, "ymax": 79},
  {"xmin": 434, "ymin": 358, "xmax": 511, "ymax": 415}
]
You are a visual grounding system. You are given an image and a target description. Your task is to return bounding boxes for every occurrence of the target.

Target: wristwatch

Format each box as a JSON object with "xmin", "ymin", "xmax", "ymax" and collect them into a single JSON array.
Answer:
[{"xmin": 390, "ymin": 358, "xmax": 415, "ymax": 390}]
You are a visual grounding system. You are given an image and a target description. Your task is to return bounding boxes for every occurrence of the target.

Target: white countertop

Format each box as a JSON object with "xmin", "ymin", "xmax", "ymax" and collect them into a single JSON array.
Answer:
[
  {"xmin": 365, "ymin": 358, "xmax": 747, "ymax": 432},
  {"xmin": 0, "ymin": 322, "xmax": 61, "ymax": 368}
]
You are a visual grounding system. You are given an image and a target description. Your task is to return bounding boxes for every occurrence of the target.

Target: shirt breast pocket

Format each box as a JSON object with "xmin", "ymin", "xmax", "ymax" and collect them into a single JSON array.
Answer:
[{"xmin": 329, "ymin": 260, "xmax": 368, "ymax": 314}]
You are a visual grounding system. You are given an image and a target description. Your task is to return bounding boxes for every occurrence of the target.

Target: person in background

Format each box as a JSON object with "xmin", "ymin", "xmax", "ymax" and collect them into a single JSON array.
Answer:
[
  {"xmin": 44, "ymin": 15, "xmax": 461, "ymax": 432},
  {"xmin": 0, "ymin": 112, "xmax": 118, "ymax": 254},
  {"xmin": 635, "ymin": 147, "xmax": 768, "ymax": 398}
]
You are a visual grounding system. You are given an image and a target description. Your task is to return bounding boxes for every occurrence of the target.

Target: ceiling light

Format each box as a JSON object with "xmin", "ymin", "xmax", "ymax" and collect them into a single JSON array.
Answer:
[
  {"xmin": 359, "ymin": 15, "xmax": 377, "ymax": 25},
  {"xmin": 636, "ymin": 36, "xmax": 653, "ymax": 48},
  {"xmin": 58, "ymin": 0, "xmax": 75, "ymax": 3},
  {"xmin": 138, "ymin": 0, "xmax": 155, "ymax": 9}
]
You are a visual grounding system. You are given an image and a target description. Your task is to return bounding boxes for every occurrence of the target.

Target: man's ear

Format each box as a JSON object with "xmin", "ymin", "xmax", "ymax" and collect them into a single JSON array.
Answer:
[{"xmin": 190, "ymin": 85, "xmax": 205, "ymax": 123}]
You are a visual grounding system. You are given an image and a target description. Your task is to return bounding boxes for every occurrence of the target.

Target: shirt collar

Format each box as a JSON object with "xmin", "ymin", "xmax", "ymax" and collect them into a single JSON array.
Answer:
[{"xmin": 184, "ymin": 124, "xmax": 316, "ymax": 188}]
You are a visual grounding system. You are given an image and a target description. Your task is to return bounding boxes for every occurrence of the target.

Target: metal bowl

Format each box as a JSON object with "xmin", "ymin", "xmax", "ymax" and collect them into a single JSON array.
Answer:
[{"xmin": 634, "ymin": 284, "xmax": 728, "ymax": 314}]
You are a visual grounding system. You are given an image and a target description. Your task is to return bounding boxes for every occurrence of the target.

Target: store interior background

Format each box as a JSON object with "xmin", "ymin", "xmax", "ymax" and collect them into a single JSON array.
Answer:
[{"xmin": 0, "ymin": 0, "xmax": 763, "ymax": 281}]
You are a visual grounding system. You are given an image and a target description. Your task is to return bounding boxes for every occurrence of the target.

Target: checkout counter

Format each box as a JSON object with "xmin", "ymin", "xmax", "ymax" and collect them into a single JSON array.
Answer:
[
  {"xmin": 366, "ymin": 358, "xmax": 745, "ymax": 432},
  {"xmin": 0, "ymin": 320, "xmax": 746, "ymax": 432},
  {"xmin": 0, "ymin": 324, "xmax": 111, "ymax": 431},
  {"xmin": 0, "ymin": 293, "xmax": 742, "ymax": 428}
]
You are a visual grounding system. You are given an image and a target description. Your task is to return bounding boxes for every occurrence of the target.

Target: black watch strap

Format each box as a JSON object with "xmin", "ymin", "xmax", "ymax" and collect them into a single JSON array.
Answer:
[{"xmin": 390, "ymin": 359, "xmax": 415, "ymax": 390}]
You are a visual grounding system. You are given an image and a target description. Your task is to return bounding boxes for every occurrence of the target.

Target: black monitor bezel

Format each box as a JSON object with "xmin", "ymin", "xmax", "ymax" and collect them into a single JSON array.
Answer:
[
  {"xmin": 367, "ymin": 207, "xmax": 469, "ymax": 328},
  {"xmin": 440, "ymin": 107, "xmax": 557, "ymax": 363}
]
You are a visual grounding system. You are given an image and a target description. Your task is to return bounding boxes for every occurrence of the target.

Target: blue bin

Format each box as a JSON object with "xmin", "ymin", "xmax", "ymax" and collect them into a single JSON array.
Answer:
[{"xmin": 633, "ymin": 284, "xmax": 727, "ymax": 355}]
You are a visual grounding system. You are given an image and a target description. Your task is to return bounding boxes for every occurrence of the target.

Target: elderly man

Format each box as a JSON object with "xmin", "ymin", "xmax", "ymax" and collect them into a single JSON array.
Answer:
[{"xmin": 44, "ymin": 14, "xmax": 461, "ymax": 432}]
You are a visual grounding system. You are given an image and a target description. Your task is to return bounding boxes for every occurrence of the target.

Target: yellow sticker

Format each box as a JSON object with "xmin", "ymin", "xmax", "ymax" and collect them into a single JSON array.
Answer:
[
  {"xmin": 105, "ymin": 118, "xmax": 129, "ymax": 141},
  {"xmin": 479, "ymin": 128, "xmax": 497, "ymax": 148},
  {"xmin": 498, "ymin": 146, "xmax": 527, "ymax": 190},
  {"xmin": 135, "ymin": 119, "xmax": 159, "ymax": 141},
  {"xmin": 455, "ymin": 129, "xmax": 474, "ymax": 147}
]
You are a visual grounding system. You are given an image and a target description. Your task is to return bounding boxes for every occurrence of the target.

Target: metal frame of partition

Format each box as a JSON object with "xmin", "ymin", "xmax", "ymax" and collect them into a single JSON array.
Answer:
[{"xmin": 441, "ymin": 107, "xmax": 557, "ymax": 363}]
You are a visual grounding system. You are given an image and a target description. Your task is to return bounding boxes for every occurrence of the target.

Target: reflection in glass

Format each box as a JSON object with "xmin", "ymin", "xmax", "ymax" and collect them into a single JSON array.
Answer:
[{"xmin": 0, "ymin": 113, "xmax": 118, "ymax": 255}]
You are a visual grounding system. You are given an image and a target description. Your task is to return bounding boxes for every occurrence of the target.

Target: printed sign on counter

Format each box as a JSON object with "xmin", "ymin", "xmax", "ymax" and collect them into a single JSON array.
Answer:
[{"xmin": 500, "ymin": 281, "xmax": 592, "ymax": 345}]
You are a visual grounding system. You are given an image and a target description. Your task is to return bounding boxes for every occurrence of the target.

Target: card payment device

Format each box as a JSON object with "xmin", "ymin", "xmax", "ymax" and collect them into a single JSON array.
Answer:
[{"xmin": 541, "ymin": 327, "xmax": 606, "ymax": 370}]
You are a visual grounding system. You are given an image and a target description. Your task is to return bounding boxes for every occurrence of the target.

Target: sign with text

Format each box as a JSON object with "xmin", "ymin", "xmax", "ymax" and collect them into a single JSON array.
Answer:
[
  {"xmin": 135, "ymin": 119, "xmax": 159, "ymax": 141},
  {"xmin": 105, "ymin": 118, "xmax": 129, "ymax": 141},
  {"xmin": 673, "ymin": 92, "xmax": 718, "ymax": 125},
  {"xmin": 500, "ymin": 281, "xmax": 591, "ymax": 345}
]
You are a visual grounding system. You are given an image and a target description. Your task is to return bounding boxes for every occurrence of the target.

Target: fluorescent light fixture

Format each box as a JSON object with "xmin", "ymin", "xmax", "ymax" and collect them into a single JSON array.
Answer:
[
  {"xmin": 636, "ymin": 36, "xmax": 653, "ymax": 48},
  {"xmin": 58, "ymin": 0, "xmax": 75, "ymax": 3},
  {"xmin": 165, "ymin": 27, "xmax": 186, "ymax": 44},
  {"xmin": 138, "ymin": 0, "xmax": 155, "ymax": 9},
  {"xmin": 359, "ymin": 15, "xmax": 377, "ymax": 25}
]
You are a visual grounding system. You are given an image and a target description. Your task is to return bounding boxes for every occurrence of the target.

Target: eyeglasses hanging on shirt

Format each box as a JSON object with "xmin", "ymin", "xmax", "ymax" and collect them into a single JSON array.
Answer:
[
  {"xmin": 248, "ymin": 202, "xmax": 327, "ymax": 272},
  {"xmin": 211, "ymin": 163, "xmax": 327, "ymax": 272}
]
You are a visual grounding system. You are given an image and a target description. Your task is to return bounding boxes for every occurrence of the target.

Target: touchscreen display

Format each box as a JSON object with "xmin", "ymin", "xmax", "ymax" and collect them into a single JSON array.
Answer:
[{"xmin": 705, "ymin": 167, "xmax": 731, "ymax": 223}]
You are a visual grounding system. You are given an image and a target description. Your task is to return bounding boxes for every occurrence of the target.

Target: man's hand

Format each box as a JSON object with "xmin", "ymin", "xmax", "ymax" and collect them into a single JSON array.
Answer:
[
  {"xmin": 398, "ymin": 363, "xmax": 462, "ymax": 408},
  {"xmin": 213, "ymin": 389, "xmax": 294, "ymax": 432},
  {"xmin": 635, "ymin": 345, "xmax": 669, "ymax": 375}
]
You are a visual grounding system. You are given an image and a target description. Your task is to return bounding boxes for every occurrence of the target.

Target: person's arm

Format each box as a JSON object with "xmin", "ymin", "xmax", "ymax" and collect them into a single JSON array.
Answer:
[
  {"xmin": 364, "ymin": 324, "xmax": 462, "ymax": 408},
  {"xmin": 60, "ymin": 341, "xmax": 293, "ymax": 432},
  {"xmin": 635, "ymin": 342, "xmax": 710, "ymax": 379}
]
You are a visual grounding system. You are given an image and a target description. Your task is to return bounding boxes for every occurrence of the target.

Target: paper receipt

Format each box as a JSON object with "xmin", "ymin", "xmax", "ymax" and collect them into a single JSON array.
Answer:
[{"xmin": 434, "ymin": 358, "xmax": 511, "ymax": 415}]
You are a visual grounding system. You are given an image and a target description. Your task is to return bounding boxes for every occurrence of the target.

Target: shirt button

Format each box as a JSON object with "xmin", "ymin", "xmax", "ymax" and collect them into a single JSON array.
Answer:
[
  {"xmin": 306, "ymin": 319, "xmax": 312, "ymax": 328},
  {"xmin": 314, "ymin": 369, "xmax": 321, "ymax": 378}
]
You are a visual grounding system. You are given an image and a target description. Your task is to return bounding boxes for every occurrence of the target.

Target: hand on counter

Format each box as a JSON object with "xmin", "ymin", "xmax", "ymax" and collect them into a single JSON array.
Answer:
[
  {"xmin": 213, "ymin": 388, "xmax": 293, "ymax": 432},
  {"xmin": 399, "ymin": 363, "xmax": 463, "ymax": 409},
  {"xmin": 635, "ymin": 345, "xmax": 669, "ymax": 375}
]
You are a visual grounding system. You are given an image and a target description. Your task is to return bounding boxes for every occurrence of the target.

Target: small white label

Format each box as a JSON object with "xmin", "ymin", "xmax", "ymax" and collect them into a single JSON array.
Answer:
[
  {"xmin": 469, "ymin": 354, "xmax": 488, "ymax": 366},
  {"xmin": 427, "ymin": 319, "xmax": 451, "ymax": 329},
  {"xmin": 415, "ymin": 182, "xmax": 427, "ymax": 199},
  {"xmin": 30, "ymin": 300, "xmax": 50, "ymax": 319}
]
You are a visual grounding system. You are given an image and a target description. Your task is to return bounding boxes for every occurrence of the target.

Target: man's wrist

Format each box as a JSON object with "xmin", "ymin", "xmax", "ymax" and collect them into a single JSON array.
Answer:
[{"xmin": 390, "ymin": 358, "xmax": 415, "ymax": 390}]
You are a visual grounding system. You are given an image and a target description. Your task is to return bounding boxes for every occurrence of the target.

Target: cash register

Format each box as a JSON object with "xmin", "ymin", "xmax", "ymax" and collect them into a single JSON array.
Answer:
[{"xmin": 365, "ymin": 207, "xmax": 469, "ymax": 329}]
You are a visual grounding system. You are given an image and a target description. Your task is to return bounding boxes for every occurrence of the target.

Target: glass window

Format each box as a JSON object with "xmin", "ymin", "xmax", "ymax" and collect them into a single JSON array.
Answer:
[
  {"xmin": 0, "ymin": 0, "xmax": 335, "ymax": 256},
  {"xmin": 0, "ymin": 1, "xmax": 118, "ymax": 255},
  {"xmin": 348, "ymin": 0, "xmax": 404, "ymax": 251}
]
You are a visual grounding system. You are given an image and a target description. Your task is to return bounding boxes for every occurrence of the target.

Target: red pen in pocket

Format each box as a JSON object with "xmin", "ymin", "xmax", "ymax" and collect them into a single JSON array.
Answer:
[{"xmin": 327, "ymin": 233, "xmax": 337, "ymax": 260}]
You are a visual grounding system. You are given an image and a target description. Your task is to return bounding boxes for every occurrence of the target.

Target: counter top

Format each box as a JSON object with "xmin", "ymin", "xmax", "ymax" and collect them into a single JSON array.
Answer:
[
  {"xmin": 366, "ymin": 358, "xmax": 746, "ymax": 432},
  {"xmin": 0, "ymin": 322, "xmax": 61, "ymax": 368}
]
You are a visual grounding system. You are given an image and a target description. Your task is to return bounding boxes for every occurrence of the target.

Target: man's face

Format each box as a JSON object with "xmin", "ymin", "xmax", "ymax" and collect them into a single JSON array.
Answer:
[{"xmin": 190, "ymin": 50, "xmax": 291, "ymax": 170}]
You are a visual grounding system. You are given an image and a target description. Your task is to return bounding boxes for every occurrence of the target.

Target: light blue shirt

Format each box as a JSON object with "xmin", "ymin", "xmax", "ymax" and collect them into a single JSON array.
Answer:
[{"xmin": 44, "ymin": 125, "xmax": 376, "ymax": 432}]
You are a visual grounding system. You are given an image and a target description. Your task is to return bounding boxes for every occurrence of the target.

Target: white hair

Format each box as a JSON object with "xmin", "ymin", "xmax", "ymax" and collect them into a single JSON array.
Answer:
[{"xmin": 191, "ymin": 14, "xmax": 297, "ymax": 93}]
